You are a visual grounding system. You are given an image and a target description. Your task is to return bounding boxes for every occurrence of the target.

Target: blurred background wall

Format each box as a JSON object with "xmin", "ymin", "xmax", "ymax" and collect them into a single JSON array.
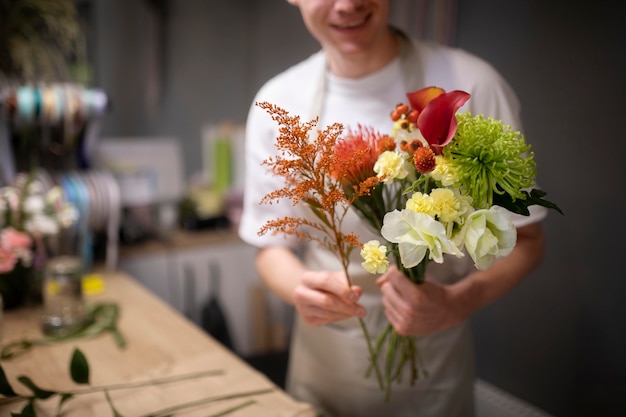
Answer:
[{"xmin": 85, "ymin": 0, "xmax": 625, "ymax": 415}]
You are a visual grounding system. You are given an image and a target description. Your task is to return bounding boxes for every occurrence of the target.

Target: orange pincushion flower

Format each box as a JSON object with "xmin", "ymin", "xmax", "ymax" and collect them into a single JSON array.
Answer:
[
  {"xmin": 413, "ymin": 146, "xmax": 436, "ymax": 174},
  {"xmin": 332, "ymin": 125, "xmax": 394, "ymax": 190}
]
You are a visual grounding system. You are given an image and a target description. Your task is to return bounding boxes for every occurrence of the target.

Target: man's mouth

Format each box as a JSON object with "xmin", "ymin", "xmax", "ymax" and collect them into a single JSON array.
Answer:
[{"xmin": 332, "ymin": 13, "xmax": 371, "ymax": 30}]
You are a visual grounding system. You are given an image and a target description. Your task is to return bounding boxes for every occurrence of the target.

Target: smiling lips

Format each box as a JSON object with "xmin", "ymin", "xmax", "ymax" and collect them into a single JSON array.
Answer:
[{"xmin": 331, "ymin": 13, "xmax": 371, "ymax": 30}]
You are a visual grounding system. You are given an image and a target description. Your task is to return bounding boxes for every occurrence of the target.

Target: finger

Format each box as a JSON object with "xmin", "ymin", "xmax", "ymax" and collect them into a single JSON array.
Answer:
[
  {"xmin": 380, "ymin": 281, "xmax": 402, "ymax": 317},
  {"xmin": 297, "ymin": 304, "xmax": 339, "ymax": 326},
  {"xmin": 294, "ymin": 284, "xmax": 364, "ymax": 318},
  {"xmin": 379, "ymin": 268, "xmax": 409, "ymax": 307},
  {"xmin": 382, "ymin": 302, "xmax": 411, "ymax": 336},
  {"xmin": 384, "ymin": 266, "xmax": 416, "ymax": 292},
  {"xmin": 375, "ymin": 275, "xmax": 388, "ymax": 286},
  {"xmin": 376, "ymin": 264, "xmax": 405, "ymax": 287},
  {"xmin": 301, "ymin": 271, "xmax": 355, "ymax": 302},
  {"xmin": 297, "ymin": 298, "xmax": 366, "ymax": 325}
]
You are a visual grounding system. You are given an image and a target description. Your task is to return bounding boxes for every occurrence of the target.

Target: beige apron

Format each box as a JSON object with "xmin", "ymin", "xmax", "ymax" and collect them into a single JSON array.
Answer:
[{"xmin": 284, "ymin": 32, "xmax": 477, "ymax": 417}]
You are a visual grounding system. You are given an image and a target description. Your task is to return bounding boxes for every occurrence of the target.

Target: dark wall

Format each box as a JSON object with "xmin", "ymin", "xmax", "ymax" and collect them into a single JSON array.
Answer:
[{"xmin": 456, "ymin": 1, "xmax": 626, "ymax": 416}]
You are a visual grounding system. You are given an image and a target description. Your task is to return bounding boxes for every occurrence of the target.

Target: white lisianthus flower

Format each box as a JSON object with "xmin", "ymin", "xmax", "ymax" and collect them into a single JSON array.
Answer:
[
  {"xmin": 381, "ymin": 209, "xmax": 463, "ymax": 268},
  {"xmin": 461, "ymin": 206, "xmax": 517, "ymax": 270},
  {"xmin": 374, "ymin": 151, "xmax": 409, "ymax": 184},
  {"xmin": 360, "ymin": 240, "xmax": 390, "ymax": 274}
]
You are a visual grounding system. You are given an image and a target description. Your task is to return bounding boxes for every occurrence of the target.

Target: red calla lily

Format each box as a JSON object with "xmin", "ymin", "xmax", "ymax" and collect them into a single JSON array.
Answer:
[
  {"xmin": 406, "ymin": 86, "xmax": 445, "ymax": 112},
  {"xmin": 406, "ymin": 87, "xmax": 471, "ymax": 154}
]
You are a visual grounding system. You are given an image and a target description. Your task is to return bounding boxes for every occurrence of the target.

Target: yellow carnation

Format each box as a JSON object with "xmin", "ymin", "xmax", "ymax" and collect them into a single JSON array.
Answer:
[
  {"xmin": 430, "ymin": 188, "xmax": 462, "ymax": 223},
  {"xmin": 406, "ymin": 192, "xmax": 436, "ymax": 217},
  {"xmin": 429, "ymin": 155, "xmax": 458, "ymax": 187},
  {"xmin": 374, "ymin": 151, "xmax": 409, "ymax": 184},
  {"xmin": 360, "ymin": 240, "xmax": 390, "ymax": 274}
]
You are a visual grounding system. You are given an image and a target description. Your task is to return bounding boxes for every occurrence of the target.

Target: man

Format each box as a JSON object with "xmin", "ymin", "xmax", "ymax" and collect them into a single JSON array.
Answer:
[{"xmin": 239, "ymin": 1, "xmax": 546, "ymax": 415}]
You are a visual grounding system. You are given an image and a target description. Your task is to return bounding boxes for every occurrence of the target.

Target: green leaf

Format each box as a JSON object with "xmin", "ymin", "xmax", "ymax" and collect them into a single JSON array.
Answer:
[
  {"xmin": 16, "ymin": 376, "xmax": 56, "ymax": 399},
  {"xmin": 492, "ymin": 188, "xmax": 564, "ymax": 216},
  {"xmin": 70, "ymin": 348, "xmax": 90, "ymax": 385},
  {"xmin": 1, "ymin": 340, "xmax": 34, "ymax": 360},
  {"xmin": 528, "ymin": 188, "xmax": 564, "ymax": 215},
  {"xmin": 0, "ymin": 365, "xmax": 17, "ymax": 397}
]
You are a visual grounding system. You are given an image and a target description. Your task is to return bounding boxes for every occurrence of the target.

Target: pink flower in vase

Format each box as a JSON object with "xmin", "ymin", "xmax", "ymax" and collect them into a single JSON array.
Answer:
[
  {"xmin": 0, "ymin": 246, "xmax": 18, "ymax": 273},
  {"xmin": 1, "ymin": 228, "xmax": 32, "ymax": 250}
]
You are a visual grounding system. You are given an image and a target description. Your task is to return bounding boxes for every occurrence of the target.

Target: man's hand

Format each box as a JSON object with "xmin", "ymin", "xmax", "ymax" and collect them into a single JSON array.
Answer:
[
  {"xmin": 293, "ymin": 270, "xmax": 365, "ymax": 326},
  {"xmin": 377, "ymin": 266, "xmax": 464, "ymax": 336}
]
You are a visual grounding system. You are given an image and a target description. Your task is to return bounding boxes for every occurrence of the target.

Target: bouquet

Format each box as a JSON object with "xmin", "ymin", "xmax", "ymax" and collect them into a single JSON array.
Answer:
[
  {"xmin": 0, "ymin": 171, "xmax": 77, "ymax": 307},
  {"xmin": 342, "ymin": 87, "xmax": 562, "ymax": 398},
  {"xmin": 255, "ymin": 87, "xmax": 561, "ymax": 399}
]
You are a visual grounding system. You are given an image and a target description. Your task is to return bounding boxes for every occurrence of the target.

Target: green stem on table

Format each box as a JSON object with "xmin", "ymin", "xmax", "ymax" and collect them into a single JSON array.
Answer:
[
  {"xmin": 64, "ymin": 369, "xmax": 225, "ymax": 396},
  {"xmin": 139, "ymin": 388, "xmax": 274, "ymax": 417},
  {"xmin": 0, "ymin": 302, "xmax": 125, "ymax": 360},
  {"xmin": 207, "ymin": 399, "xmax": 255, "ymax": 417}
]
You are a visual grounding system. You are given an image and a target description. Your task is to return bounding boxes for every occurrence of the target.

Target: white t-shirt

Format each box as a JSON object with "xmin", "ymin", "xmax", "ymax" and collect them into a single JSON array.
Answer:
[{"xmin": 239, "ymin": 35, "xmax": 547, "ymax": 417}]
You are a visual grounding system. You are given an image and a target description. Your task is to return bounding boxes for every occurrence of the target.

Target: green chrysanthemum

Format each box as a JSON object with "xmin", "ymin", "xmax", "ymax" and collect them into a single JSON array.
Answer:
[{"xmin": 444, "ymin": 112, "xmax": 536, "ymax": 209}]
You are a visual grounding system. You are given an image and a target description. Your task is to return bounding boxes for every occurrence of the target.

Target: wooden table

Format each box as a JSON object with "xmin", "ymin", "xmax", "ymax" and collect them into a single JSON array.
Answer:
[{"xmin": 0, "ymin": 272, "xmax": 315, "ymax": 417}]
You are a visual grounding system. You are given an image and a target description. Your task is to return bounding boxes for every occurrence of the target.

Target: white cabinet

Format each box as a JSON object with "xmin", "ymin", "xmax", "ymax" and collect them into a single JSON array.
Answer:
[{"xmin": 118, "ymin": 232, "xmax": 263, "ymax": 357}]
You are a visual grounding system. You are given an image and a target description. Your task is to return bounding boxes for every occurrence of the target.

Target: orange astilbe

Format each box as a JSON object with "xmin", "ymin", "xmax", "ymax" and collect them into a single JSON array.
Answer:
[
  {"xmin": 256, "ymin": 101, "xmax": 375, "ymax": 264},
  {"xmin": 256, "ymin": 102, "xmax": 384, "ymax": 388}
]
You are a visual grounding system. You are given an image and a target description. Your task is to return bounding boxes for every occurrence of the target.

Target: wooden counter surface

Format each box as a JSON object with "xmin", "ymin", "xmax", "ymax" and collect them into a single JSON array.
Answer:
[
  {"xmin": 118, "ymin": 228, "xmax": 244, "ymax": 259},
  {"xmin": 0, "ymin": 272, "xmax": 314, "ymax": 417}
]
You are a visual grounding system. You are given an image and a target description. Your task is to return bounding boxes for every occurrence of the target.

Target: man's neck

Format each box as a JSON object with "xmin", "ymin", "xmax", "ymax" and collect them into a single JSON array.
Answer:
[{"xmin": 325, "ymin": 30, "xmax": 399, "ymax": 78}]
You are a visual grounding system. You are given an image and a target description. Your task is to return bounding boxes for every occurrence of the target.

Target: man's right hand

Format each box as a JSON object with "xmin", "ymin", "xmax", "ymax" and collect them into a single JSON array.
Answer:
[{"xmin": 293, "ymin": 270, "xmax": 365, "ymax": 326}]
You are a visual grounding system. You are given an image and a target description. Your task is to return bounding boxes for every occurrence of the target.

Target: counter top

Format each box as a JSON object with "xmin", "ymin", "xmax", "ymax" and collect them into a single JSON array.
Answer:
[
  {"xmin": 118, "ymin": 228, "xmax": 245, "ymax": 258},
  {"xmin": 0, "ymin": 272, "xmax": 313, "ymax": 417}
]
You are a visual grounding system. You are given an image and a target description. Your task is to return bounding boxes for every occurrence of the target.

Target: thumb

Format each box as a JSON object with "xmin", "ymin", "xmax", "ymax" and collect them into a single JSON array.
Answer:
[{"xmin": 376, "ymin": 265, "xmax": 401, "ymax": 286}]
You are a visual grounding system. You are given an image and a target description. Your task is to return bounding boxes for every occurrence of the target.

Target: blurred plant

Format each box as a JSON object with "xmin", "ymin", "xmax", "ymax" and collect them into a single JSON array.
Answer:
[
  {"xmin": 0, "ymin": 0, "xmax": 88, "ymax": 82},
  {"xmin": 0, "ymin": 171, "xmax": 77, "ymax": 273},
  {"xmin": 0, "ymin": 171, "xmax": 77, "ymax": 308}
]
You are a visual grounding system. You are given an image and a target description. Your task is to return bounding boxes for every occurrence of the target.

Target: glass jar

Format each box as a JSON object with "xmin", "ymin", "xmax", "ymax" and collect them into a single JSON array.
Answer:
[{"xmin": 41, "ymin": 256, "xmax": 86, "ymax": 336}]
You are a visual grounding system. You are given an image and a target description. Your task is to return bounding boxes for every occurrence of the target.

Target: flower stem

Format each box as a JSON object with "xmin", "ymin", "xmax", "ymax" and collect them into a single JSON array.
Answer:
[
  {"xmin": 64, "ymin": 369, "xmax": 225, "ymax": 395},
  {"xmin": 138, "ymin": 388, "xmax": 274, "ymax": 417},
  {"xmin": 357, "ymin": 316, "xmax": 384, "ymax": 391},
  {"xmin": 207, "ymin": 399, "xmax": 255, "ymax": 417},
  {"xmin": 337, "ymin": 245, "xmax": 384, "ymax": 392}
]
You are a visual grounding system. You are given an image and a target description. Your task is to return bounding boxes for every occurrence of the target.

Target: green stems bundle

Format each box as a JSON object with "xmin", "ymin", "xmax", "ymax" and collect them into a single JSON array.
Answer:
[{"xmin": 0, "ymin": 348, "xmax": 269, "ymax": 417}]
